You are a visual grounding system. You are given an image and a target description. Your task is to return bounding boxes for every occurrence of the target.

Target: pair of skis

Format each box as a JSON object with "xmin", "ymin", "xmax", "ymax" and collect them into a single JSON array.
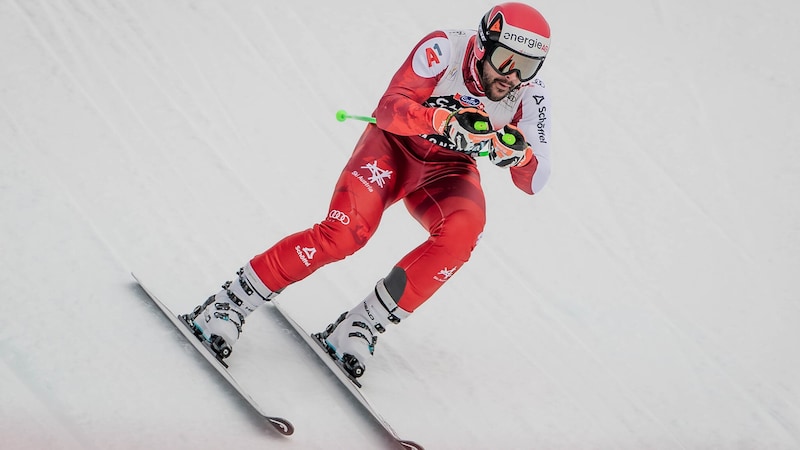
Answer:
[{"xmin": 133, "ymin": 274, "xmax": 422, "ymax": 450}]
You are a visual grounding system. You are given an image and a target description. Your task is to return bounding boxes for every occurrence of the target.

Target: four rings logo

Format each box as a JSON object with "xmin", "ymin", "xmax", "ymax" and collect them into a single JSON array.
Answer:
[{"xmin": 328, "ymin": 210, "xmax": 351, "ymax": 225}]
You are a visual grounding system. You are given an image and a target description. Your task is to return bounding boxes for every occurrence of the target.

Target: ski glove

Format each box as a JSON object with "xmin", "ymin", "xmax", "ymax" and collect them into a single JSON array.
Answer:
[
  {"xmin": 433, "ymin": 107, "xmax": 494, "ymax": 153},
  {"xmin": 487, "ymin": 124, "xmax": 534, "ymax": 168}
]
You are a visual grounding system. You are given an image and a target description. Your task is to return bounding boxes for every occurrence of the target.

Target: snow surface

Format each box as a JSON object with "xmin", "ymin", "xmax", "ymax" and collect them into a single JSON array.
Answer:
[{"xmin": 2, "ymin": 1, "xmax": 799, "ymax": 449}]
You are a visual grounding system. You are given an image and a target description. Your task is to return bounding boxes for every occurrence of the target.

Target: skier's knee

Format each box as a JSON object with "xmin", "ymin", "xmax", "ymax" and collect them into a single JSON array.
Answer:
[
  {"xmin": 437, "ymin": 209, "xmax": 485, "ymax": 256},
  {"xmin": 316, "ymin": 211, "xmax": 374, "ymax": 260}
]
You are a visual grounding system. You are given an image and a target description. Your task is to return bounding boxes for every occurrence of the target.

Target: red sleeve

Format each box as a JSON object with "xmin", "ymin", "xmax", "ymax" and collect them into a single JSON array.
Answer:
[
  {"xmin": 510, "ymin": 159, "xmax": 538, "ymax": 195},
  {"xmin": 372, "ymin": 31, "xmax": 450, "ymax": 136}
]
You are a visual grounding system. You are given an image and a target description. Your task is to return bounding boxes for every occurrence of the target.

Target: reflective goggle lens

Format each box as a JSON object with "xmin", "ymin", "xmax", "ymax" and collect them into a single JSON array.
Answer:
[{"xmin": 488, "ymin": 45, "xmax": 544, "ymax": 82}]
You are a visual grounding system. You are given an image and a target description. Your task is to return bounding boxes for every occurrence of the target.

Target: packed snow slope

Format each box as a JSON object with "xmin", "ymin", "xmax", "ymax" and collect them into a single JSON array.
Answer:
[{"xmin": 2, "ymin": 1, "xmax": 799, "ymax": 449}]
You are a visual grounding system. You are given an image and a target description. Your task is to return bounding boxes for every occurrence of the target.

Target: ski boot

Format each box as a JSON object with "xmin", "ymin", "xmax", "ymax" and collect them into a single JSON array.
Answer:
[
  {"xmin": 185, "ymin": 263, "xmax": 278, "ymax": 359},
  {"xmin": 320, "ymin": 276, "xmax": 410, "ymax": 378}
]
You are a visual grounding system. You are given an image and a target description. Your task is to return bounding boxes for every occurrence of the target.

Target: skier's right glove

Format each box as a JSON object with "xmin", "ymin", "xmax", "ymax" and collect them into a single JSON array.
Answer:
[{"xmin": 433, "ymin": 107, "xmax": 494, "ymax": 153}]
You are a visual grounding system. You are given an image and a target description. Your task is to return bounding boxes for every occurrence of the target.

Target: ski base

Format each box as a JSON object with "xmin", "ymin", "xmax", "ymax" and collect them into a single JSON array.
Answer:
[
  {"xmin": 133, "ymin": 274, "xmax": 294, "ymax": 436},
  {"xmin": 272, "ymin": 301, "xmax": 423, "ymax": 450}
]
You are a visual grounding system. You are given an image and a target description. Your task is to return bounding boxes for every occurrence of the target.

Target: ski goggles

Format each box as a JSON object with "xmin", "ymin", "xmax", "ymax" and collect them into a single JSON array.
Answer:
[{"xmin": 487, "ymin": 44, "xmax": 545, "ymax": 82}]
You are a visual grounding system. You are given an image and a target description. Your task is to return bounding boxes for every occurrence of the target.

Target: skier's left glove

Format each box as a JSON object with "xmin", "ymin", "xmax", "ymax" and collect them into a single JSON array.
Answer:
[
  {"xmin": 486, "ymin": 124, "xmax": 534, "ymax": 168},
  {"xmin": 433, "ymin": 107, "xmax": 495, "ymax": 153}
]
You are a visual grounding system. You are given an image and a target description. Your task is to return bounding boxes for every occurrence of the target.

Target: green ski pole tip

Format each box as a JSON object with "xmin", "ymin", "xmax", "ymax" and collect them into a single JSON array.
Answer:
[{"xmin": 335, "ymin": 110, "xmax": 348, "ymax": 122}]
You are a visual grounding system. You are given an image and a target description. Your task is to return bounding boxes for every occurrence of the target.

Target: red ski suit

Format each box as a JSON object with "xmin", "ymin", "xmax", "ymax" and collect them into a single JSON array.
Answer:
[{"xmin": 250, "ymin": 30, "xmax": 552, "ymax": 312}]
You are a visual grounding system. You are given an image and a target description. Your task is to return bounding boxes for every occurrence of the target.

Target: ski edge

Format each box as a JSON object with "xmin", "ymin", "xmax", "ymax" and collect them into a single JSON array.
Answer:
[
  {"xmin": 271, "ymin": 300, "xmax": 423, "ymax": 449},
  {"xmin": 132, "ymin": 273, "xmax": 295, "ymax": 436}
]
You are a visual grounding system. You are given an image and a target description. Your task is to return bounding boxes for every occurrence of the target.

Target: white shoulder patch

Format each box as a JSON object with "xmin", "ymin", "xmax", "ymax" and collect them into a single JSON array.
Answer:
[{"xmin": 411, "ymin": 36, "xmax": 451, "ymax": 78}]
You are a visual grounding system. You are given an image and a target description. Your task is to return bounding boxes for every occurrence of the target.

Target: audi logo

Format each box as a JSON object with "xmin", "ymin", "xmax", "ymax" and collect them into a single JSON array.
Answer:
[{"xmin": 328, "ymin": 210, "xmax": 351, "ymax": 225}]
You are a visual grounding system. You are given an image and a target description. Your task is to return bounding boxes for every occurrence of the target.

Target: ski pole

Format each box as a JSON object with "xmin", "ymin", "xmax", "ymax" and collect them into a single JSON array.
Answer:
[
  {"xmin": 335, "ymin": 109, "xmax": 376, "ymax": 124},
  {"xmin": 335, "ymin": 109, "xmax": 490, "ymax": 157}
]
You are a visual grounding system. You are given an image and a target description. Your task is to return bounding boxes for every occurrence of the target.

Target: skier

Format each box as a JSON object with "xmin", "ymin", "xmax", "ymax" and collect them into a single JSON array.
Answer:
[{"xmin": 186, "ymin": 2, "xmax": 552, "ymax": 380}]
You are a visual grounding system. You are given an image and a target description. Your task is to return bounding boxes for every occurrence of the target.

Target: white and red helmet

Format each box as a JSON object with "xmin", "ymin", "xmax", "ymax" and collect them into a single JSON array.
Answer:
[{"xmin": 475, "ymin": 3, "xmax": 551, "ymax": 81}]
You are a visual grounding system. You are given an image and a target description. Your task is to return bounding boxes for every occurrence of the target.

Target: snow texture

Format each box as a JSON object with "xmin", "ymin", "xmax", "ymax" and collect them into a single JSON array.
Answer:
[{"xmin": 1, "ymin": 1, "xmax": 799, "ymax": 449}]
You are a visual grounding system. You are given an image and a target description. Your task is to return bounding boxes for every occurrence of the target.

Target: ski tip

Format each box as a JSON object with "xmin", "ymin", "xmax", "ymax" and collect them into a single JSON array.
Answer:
[{"xmin": 268, "ymin": 417, "xmax": 295, "ymax": 436}]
